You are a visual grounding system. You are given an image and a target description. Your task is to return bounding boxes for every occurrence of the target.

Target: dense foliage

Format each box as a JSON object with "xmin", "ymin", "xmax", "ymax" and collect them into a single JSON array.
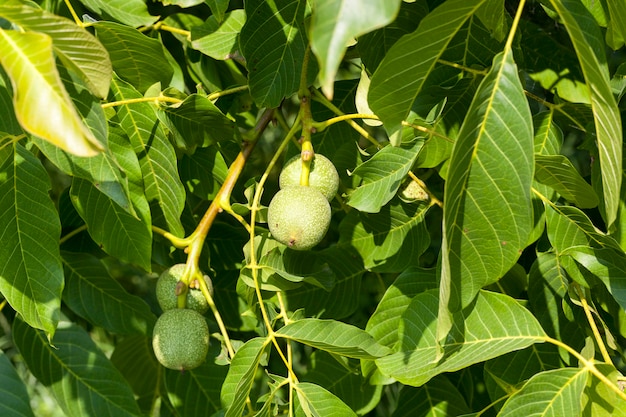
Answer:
[{"xmin": 1, "ymin": 0, "xmax": 626, "ymax": 416}]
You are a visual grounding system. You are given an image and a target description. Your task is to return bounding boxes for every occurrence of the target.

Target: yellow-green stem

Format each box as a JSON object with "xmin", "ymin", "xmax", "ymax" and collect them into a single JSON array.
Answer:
[
  {"xmin": 310, "ymin": 89, "xmax": 381, "ymax": 149},
  {"xmin": 101, "ymin": 96, "xmax": 181, "ymax": 109},
  {"xmin": 63, "ymin": 0, "xmax": 82, "ymax": 26},
  {"xmin": 59, "ymin": 224, "xmax": 88, "ymax": 245},
  {"xmin": 207, "ymin": 85, "xmax": 249, "ymax": 101},
  {"xmin": 573, "ymin": 284, "xmax": 612, "ymax": 364},
  {"xmin": 545, "ymin": 336, "xmax": 626, "ymax": 400},
  {"xmin": 152, "ymin": 225, "xmax": 193, "ymax": 248},
  {"xmin": 312, "ymin": 113, "xmax": 381, "ymax": 131},
  {"xmin": 198, "ymin": 275, "xmax": 235, "ymax": 358}
]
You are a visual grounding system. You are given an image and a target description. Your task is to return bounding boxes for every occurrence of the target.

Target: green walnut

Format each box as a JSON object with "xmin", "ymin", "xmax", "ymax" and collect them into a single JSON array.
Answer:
[
  {"xmin": 279, "ymin": 154, "xmax": 339, "ymax": 201},
  {"xmin": 156, "ymin": 264, "xmax": 213, "ymax": 314},
  {"xmin": 267, "ymin": 185, "xmax": 331, "ymax": 251},
  {"xmin": 152, "ymin": 308, "xmax": 209, "ymax": 371}
]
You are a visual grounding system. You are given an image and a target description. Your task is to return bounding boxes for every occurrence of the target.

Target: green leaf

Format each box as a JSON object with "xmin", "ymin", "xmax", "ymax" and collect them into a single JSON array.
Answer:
[
  {"xmin": 605, "ymin": 0, "xmax": 626, "ymax": 50},
  {"xmin": 191, "ymin": 10, "xmax": 246, "ymax": 60},
  {"xmin": 111, "ymin": 76, "xmax": 185, "ymax": 237},
  {"xmin": 390, "ymin": 376, "xmax": 470, "ymax": 417},
  {"xmin": 346, "ymin": 140, "xmax": 423, "ymax": 213},
  {"xmin": 339, "ymin": 199, "xmax": 431, "ymax": 272},
  {"xmin": 13, "ymin": 318, "xmax": 142, "ymax": 417},
  {"xmin": 563, "ymin": 246, "xmax": 626, "ymax": 311},
  {"xmin": 369, "ymin": 0, "xmax": 486, "ymax": 136},
  {"xmin": 0, "ymin": 3, "xmax": 112, "ymax": 98},
  {"xmin": 439, "ymin": 50, "xmax": 534, "ymax": 336},
  {"xmin": 534, "ymin": 154, "xmax": 599, "ymax": 208},
  {"xmin": 95, "ymin": 22, "xmax": 174, "ymax": 93},
  {"xmin": 583, "ymin": 364, "xmax": 626, "ymax": 416},
  {"xmin": 180, "ymin": 146, "xmax": 228, "ymax": 200},
  {"xmin": 285, "ymin": 246, "xmax": 365, "ymax": 319},
  {"xmin": 165, "ymin": 361, "xmax": 229, "ymax": 417},
  {"xmin": 0, "ymin": 29, "xmax": 103, "ymax": 156},
  {"xmin": 240, "ymin": 0, "xmax": 312, "ymax": 107},
  {"xmin": 303, "ymin": 351, "xmax": 382, "ymax": 415},
  {"xmin": 70, "ymin": 177, "xmax": 153, "ymax": 271},
  {"xmin": 498, "ymin": 368, "xmax": 587, "ymax": 416},
  {"xmin": 61, "ymin": 251, "xmax": 156, "ymax": 335},
  {"xmin": 80, "ymin": 0, "xmax": 158, "ymax": 27},
  {"xmin": 222, "ymin": 337, "xmax": 270, "ymax": 417},
  {"xmin": 294, "ymin": 382, "xmax": 357, "ymax": 417},
  {"xmin": 0, "ymin": 143, "xmax": 63, "ymax": 339},
  {"xmin": 276, "ymin": 318, "xmax": 391, "ymax": 359},
  {"xmin": 375, "ymin": 290, "xmax": 546, "ymax": 387},
  {"xmin": 158, "ymin": 93, "xmax": 235, "ymax": 150},
  {"xmin": 0, "ymin": 350, "xmax": 35, "ymax": 417},
  {"xmin": 549, "ymin": 0, "xmax": 622, "ymax": 229},
  {"xmin": 309, "ymin": 0, "xmax": 402, "ymax": 98},
  {"xmin": 206, "ymin": 0, "xmax": 230, "ymax": 23}
]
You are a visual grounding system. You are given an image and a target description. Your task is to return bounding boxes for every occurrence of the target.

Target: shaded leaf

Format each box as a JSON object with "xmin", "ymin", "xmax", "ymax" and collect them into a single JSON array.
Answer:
[
  {"xmin": 534, "ymin": 154, "xmax": 598, "ymax": 208},
  {"xmin": 70, "ymin": 177, "xmax": 152, "ymax": 271},
  {"xmin": 80, "ymin": 0, "xmax": 157, "ymax": 27},
  {"xmin": 13, "ymin": 318, "xmax": 142, "ymax": 417},
  {"xmin": 498, "ymin": 367, "xmax": 587, "ymax": 417},
  {"xmin": 180, "ymin": 146, "xmax": 228, "ymax": 200},
  {"xmin": 339, "ymin": 199, "xmax": 431, "ymax": 272},
  {"xmin": 0, "ymin": 143, "xmax": 63, "ymax": 339},
  {"xmin": 240, "ymin": 0, "xmax": 312, "ymax": 107},
  {"xmin": 391, "ymin": 376, "xmax": 470, "ymax": 417},
  {"xmin": 110, "ymin": 76, "xmax": 185, "ymax": 237},
  {"xmin": 0, "ymin": 2, "xmax": 112, "ymax": 98},
  {"xmin": 276, "ymin": 318, "xmax": 392, "ymax": 359},
  {"xmin": 0, "ymin": 351, "xmax": 35, "ymax": 417},
  {"xmin": 346, "ymin": 140, "xmax": 423, "ymax": 213},
  {"xmin": 96, "ymin": 22, "xmax": 173, "ymax": 93},
  {"xmin": 222, "ymin": 338, "xmax": 270, "ymax": 417},
  {"xmin": 62, "ymin": 251, "xmax": 156, "ymax": 335},
  {"xmin": 191, "ymin": 10, "xmax": 246, "ymax": 60},
  {"xmin": 375, "ymin": 290, "xmax": 546, "ymax": 387},
  {"xmin": 582, "ymin": 363, "xmax": 626, "ymax": 416},
  {"xmin": 0, "ymin": 29, "xmax": 102, "ymax": 156},
  {"xmin": 165, "ymin": 361, "xmax": 229, "ymax": 417},
  {"xmin": 369, "ymin": 0, "xmax": 486, "ymax": 136},
  {"xmin": 295, "ymin": 382, "xmax": 357, "ymax": 417},
  {"xmin": 549, "ymin": 0, "xmax": 622, "ymax": 229},
  {"xmin": 303, "ymin": 351, "xmax": 382, "ymax": 415},
  {"xmin": 439, "ymin": 51, "xmax": 533, "ymax": 338},
  {"xmin": 309, "ymin": 0, "xmax": 402, "ymax": 98},
  {"xmin": 158, "ymin": 93, "xmax": 235, "ymax": 150}
]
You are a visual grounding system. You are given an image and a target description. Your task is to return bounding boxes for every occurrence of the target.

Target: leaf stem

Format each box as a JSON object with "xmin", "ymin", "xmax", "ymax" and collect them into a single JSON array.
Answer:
[
  {"xmin": 312, "ymin": 113, "xmax": 381, "ymax": 131},
  {"xmin": 152, "ymin": 225, "xmax": 193, "ymax": 248},
  {"xmin": 59, "ymin": 224, "xmax": 88, "ymax": 245},
  {"xmin": 151, "ymin": 22, "xmax": 191, "ymax": 38},
  {"xmin": 436, "ymin": 59, "xmax": 488, "ymax": 76},
  {"xmin": 207, "ymin": 85, "xmax": 249, "ymax": 101},
  {"xmin": 101, "ymin": 96, "xmax": 182, "ymax": 109},
  {"xmin": 572, "ymin": 283, "xmax": 613, "ymax": 364},
  {"xmin": 310, "ymin": 88, "xmax": 381, "ymax": 149},
  {"xmin": 408, "ymin": 171, "xmax": 443, "ymax": 208},
  {"xmin": 62, "ymin": 0, "xmax": 83, "ymax": 27},
  {"xmin": 401, "ymin": 121, "xmax": 455, "ymax": 143},
  {"xmin": 504, "ymin": 0, "xmax": 526, "ymax": 53},
  {"xmin": 545, "ymin": 336, "xmax": 626, "ymax": 400}
]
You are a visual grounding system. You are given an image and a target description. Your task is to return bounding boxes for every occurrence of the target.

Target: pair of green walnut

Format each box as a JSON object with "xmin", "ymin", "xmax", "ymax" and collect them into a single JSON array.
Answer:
[
  {"xmin": 152, "ymin": 264, "xmax": 213, "ymax": 371},
  {"xmin": 267, "ymin": 154, "xmax": 339, "ymax": 250}
]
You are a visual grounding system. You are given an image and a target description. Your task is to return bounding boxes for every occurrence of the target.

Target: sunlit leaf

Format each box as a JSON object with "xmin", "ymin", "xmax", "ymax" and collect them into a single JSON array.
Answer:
[
  {"xmin": 0, "ymin": 143, "xmax": 63, "ymax": 339},
  {"xmin": 346, "ymin": 140, "xmax": 423, "ymax": 213},
  {"xmin": 13, "ymin": 318, "xmax": 142, "ymax": 417},
  {"xmin": 80, "ymin": 0, "xmax": 158, "ymax": 27},
  {"xmin": 0, "ymin": 29, "xmax": 103, "ymax": 156},
  {"xmin": 390, "ymin": 376, "xmax": 470, "ymax": 417},
  {"xmin": 294, "ymin": 382, "xmax": 357, "ymax": 417},
  {"xmin": 498, "ymin": 367, "xmax": 587, "ymax": 417},
  {"xmin": 369, "ymin": 0, "xmax": 486, "ymax": 136},
  {"xmin": 240, "ymin": 0, "xmax": 313, "ymax": 107},
  {"xmin": 534, "ymin": 154, "xmax": 598, "ymax": 208},
  {"xmin": 110, "ymin": 76, "xmax": 185, "ymax": 237},
  {"xmin": 375, "ymin": 290, "xmax": 546, "ymax": 387},
  {"xmin": 95, "ymin": 22, "xmax": 174, "ymax": 93},
  {"xmin": 582, "ymin": 364, "xmax": 626, "ymax": 416},
  {"xmin": 548, "ymin": 0, "xmax": 622, "ymax": 229},
  {"xmin": 439, "ymin": 51, "xmax": 533, "ymax": 338},
  {"xmin": 222, "ymin": 338, "xmax": 270, "ymax": 417},
  {"xmin": 0, "ymin": 3, "xmax": 112, "ymax": 98},
  {"xmin": 276, "ymin": 318, "xmax": 392, "ymax": 359},
  {"xmin": 309, "ymin": 0, "xmax": 402, "ymax": 98},
  {"xmin": 191, "ymin": 10, "xmax": 246, "ymax": 60}
]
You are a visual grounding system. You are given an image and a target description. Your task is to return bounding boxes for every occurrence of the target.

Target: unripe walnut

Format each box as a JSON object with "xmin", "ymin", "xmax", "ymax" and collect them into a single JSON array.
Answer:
[
  {"xmin": 279, "ymin": 154, "xmax": 339, "ymax": 201},
  {"xmin": 267, "ymin": 186, "xmax": 331, "ymax": 251},
  {"xmin": 156, "ymin": 264, "xmax": 213, "ymax": 314},
  {"xmin": 152, "ymin": 308, "xmax": 209, "ymax": 371}
]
